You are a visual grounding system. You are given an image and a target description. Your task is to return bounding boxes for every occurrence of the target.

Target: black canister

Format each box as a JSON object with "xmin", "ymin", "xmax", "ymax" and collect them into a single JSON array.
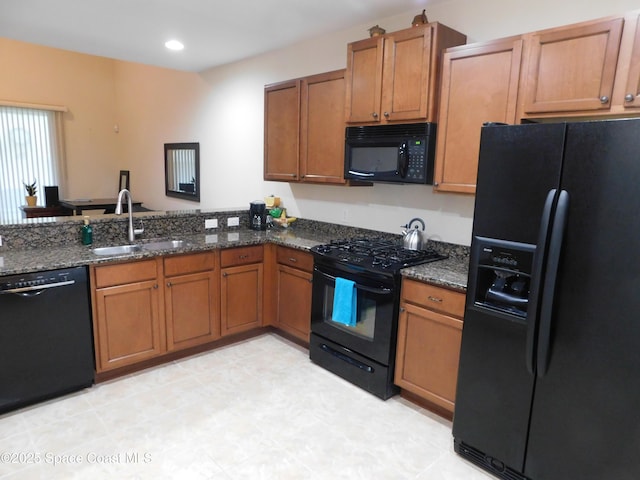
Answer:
[{"xmin": 249, "ymin": 200, "xmax": 267, "ymax": 230}]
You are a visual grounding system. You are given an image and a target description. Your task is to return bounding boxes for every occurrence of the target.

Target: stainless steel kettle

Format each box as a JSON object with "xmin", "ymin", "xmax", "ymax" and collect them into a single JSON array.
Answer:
[{"xmin": 401, "ymin": 218, "xmax": 425, "ymax": 250}]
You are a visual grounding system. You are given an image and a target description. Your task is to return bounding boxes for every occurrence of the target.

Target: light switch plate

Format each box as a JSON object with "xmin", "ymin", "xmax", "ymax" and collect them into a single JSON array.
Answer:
[
  {"xmin": 205, "ymin": 218, "xmax": 218, "ymax": 229},
  {"xmin": 227, "ymin": 217, "xmax": 240, "ymax": 227}
]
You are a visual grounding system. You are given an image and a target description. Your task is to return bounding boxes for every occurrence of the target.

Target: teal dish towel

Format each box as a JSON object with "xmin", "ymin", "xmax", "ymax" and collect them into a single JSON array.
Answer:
[{"xmin": 332, "ymin": 277, "xmax": 357, "ymax": 327}]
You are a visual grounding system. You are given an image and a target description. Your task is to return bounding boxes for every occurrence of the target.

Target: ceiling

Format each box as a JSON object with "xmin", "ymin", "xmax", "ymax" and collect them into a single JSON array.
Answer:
[{"xmin": 0, "ymin": 0, "xmax": 436, "ymax": 72}]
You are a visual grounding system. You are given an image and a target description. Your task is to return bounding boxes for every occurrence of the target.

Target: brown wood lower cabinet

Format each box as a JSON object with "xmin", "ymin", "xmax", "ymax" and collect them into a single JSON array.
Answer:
[
  {"xmin": 395, "ymin": 278, "xmax": 465, "ymax": 415},
  {"xmin": 220, "ymin": 245, "xmax": 264, "ymax": 336},
  {"xmin": 164, "ymin": 252, "xmax": 219, "ymax": 351},
  {"xmin": 91, "ymin": 259, "xmax": 165, "ymax": 372},
  {"xmin": 275, "ymin": 246, "xmax": 313, "ymax": 342}
]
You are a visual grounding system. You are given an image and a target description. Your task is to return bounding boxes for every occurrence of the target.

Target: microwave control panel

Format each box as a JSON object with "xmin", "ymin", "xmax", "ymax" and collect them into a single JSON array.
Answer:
[{"xmin": 405, "ymin": 140, "xmax": 426, "ymax": 181}]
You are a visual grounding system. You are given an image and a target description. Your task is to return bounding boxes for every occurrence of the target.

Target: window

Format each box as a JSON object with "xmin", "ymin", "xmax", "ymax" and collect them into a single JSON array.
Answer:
[{"xmin": 0, "ymin": 105, "xmax": 65, "ymax": 222}]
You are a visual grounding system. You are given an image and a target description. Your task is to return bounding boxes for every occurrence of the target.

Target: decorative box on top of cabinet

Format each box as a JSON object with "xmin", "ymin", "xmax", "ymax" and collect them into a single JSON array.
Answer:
[
  {"xmin": 264, "ymin": 69, "xmax": 351, "ymax": 184},
  {"xmin": 395, "ymin": 278, "xmax": 465, "ymax": 417},
  {"xmin": 344, "ymin": 23, "xmax": 466, "ymax": 125},
  {"xmin": 520, "ymin": 9, "xmax": 640, "ymax": 118},
  {"xmin": 434, "ymin": 36, "xmax": 524, "ymax": 194}
]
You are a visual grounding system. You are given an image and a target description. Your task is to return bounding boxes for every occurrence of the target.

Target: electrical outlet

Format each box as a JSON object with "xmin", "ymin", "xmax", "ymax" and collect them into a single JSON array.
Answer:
[
  {"xmin": 227, "ymin": 216, "xmax": 240, "ymax": 227},
  {"xmin": 342, "ymin": 209, "xmax": 349, "ymax": 221},
  {"xmin": 0, "ymin": 235, "xmax": 3, "ymax": 246},
  {"xmin": 205, "ymin": 218, "xmax": 218, "ymax": 229}
]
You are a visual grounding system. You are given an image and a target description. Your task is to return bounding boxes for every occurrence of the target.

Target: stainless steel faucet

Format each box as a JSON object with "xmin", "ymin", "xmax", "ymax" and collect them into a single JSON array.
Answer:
[{"xmin": 115, "ymin": 189, "xmax": 144, "ymax": 243}]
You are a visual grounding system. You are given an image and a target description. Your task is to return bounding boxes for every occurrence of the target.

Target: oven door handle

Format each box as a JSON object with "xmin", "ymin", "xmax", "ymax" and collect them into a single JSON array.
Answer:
[{"xmin": 315, "ymin": 270, "xmax": 393, "ymax": 295}]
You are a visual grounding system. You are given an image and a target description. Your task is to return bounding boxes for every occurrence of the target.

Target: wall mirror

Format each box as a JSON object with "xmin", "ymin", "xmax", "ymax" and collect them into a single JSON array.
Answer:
[{"xmin": 164, "ymin": 142, "xmax": 200, "ymax": 202}]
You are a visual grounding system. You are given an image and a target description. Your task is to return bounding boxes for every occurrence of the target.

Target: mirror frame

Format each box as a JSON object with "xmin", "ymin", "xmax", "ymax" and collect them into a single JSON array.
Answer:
[
  {"xmin": 164, "ymin": 142, "xmax": 200, "ymax": 202},
  {"xmin": 119, "ymin": 170, "xmax": 130, "ymax": 192}
]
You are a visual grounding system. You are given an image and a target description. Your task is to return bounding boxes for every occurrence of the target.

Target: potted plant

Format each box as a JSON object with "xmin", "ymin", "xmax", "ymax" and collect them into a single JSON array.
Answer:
[{"xmin": 24, "ymin": 180, "xmax": 37, "ymax": 207}]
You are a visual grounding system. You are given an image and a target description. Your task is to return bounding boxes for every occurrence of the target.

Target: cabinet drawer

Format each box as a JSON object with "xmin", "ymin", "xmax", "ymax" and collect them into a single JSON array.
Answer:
[
  {"xmin": 164, "ymin": 252, "xmax": 216, "ymax": 277},
  {"xmin": 94, "ymin": 259, "xmax": 158, "ymax": 288},
  {"xmin": 220, "ymin": 245, "xmax": 263, "ymax": 267},
  {"xmin": 276, "ymin": 246, "xmax": 313, "ymax": 272},
  {"xmin": 401, "ymin": 279, "xmax": 465, "ymax": 318}
]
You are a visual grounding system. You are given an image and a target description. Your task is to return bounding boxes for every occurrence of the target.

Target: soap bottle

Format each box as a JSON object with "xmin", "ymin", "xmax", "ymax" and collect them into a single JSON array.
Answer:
[{"xmin": 81, "ymin": 216, "xmax": 93, "ymax": 245}]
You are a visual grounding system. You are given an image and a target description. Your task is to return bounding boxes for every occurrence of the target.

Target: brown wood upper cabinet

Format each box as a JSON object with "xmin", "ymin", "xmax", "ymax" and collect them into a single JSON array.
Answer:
[
  {"xmin": 345, "ymin": 23, "xmax": 466, "ymax": 125},
  {"xmin": 434, "ymin": 36, "xmax": 524, "ymax": 194},
  {"xmin": 264, "ymin": 80, "xmax": 299, "ymax": 181},
  {"xmin": 521, "ymin": 11, "xmax": 640, "ymax": 117},
  {"xmin": 264, "ymin": 70, "xmax": 349, "ymax": 184}
]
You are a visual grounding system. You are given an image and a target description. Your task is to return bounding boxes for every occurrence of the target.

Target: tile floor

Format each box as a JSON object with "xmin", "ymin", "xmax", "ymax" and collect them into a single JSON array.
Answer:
[{"xmin": 0, "ymin": 333, "xmax": 494, "ymax": 479}]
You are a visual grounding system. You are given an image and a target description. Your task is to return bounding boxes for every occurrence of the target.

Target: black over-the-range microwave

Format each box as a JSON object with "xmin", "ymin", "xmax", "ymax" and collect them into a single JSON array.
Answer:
[{"xmin": 344, "ymin": 122, "xmax": 436, "ymax": 184}]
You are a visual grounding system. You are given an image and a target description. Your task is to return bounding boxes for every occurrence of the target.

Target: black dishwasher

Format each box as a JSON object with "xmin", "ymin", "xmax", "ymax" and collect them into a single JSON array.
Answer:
[{"xmin": 0, "ymin": 266, "xmax": 94, "ymax": 414}]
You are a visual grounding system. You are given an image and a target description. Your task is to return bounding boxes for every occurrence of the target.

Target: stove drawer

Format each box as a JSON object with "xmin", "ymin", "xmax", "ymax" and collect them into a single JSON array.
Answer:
[{"xmin": 401, "ymin": 279, "xmax": 465, "ymax": 318}]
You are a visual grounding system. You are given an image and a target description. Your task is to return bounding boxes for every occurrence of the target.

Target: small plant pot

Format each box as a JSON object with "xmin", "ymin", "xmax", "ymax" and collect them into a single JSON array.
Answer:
[{"xmin": 25, "ymin": 196, "xmax": 37, "ymax": 207}]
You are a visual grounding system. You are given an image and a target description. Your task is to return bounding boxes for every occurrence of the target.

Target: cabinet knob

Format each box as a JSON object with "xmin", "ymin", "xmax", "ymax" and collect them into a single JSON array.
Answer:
[
  {"xmin": 428, "ymin": 295, "xmax": 443, "ymax": 303},
  {"xmin": 372, "ymin": 112, "xmax": 379, "ymax": 118},
  {"xmin": 166, "ymin": 282, "xmax": 172, "ymax": 287},
  {"xmin": 153, "ymin": 284, "xmax": 158, "ymax": 289},
  {"xmin": 600, "ymin": 95, "xmax": 610, "ymax": 104},
  {"xmin": 383, "ymin": 112, "xmax": 389, "ymax": 118},
  {"xmin": 222, "ymin": 272, "xmax": 228, "ymax": 277},
  {"xmin": 625, "ymin": 93, "xmax": 636, "ymax": 102},
  {"xmin": 400, "ymin": 307, "xmax": 405, "ymax": 313}
]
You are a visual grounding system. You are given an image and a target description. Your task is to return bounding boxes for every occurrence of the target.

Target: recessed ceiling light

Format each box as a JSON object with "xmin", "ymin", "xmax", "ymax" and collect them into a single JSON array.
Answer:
[{"xmin": 165, "ymin": 40, "xmax": 184, "ymax": 51}]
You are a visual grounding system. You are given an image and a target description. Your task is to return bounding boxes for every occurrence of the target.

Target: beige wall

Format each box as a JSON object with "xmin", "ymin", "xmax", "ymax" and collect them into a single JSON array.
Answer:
[
  {"xmin": 0, "ymin": 38, "xmax": 119, "ymax": 198},
  {"xmin": 2, "ymin": 0, "xmax": 640, "ymax": 244}
]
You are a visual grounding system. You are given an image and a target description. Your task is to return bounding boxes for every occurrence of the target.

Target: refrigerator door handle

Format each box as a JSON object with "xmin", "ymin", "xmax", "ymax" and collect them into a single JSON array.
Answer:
[
  {"xmin": 536, "ymin": 189, "xmax": 569, "ymax": 378},
  {"xmin": 526, "ymin": 189, "xmax": 557, "ymax": 375}
]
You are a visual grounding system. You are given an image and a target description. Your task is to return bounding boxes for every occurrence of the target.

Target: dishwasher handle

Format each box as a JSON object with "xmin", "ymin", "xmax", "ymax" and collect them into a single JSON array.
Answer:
[{"xmin": 0, "ymin": 280, "xmax": 76, "ymax": 296}]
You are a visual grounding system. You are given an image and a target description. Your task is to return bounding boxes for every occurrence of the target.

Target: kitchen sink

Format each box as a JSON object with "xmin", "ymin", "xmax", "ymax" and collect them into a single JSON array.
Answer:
[
  {"xmin": 141, "ymin": 240, "xmax": 189, "ymax": 251},
  {"xmin": 92, "ymin": 244, "xmax": 142, "ymax": 256},
  {"xmin": 92, "ymin": 240, "xmax": 188, "ymax": 256}
]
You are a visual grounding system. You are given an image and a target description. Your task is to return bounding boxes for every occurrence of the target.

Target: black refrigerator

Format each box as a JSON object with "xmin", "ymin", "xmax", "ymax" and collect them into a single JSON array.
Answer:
[{"xmin": 452, "ymin": 118, "xmax": 640, "ymax": 480}]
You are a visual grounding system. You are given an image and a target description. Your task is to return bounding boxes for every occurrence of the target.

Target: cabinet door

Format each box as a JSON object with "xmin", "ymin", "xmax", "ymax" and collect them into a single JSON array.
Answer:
[
  {"xmin": 165, "ymin": 270, "xmax": 220, "ymax": 351},
  {"xmin": 276, "ymin": 264, "xmax": 312, "ymax": 342},
  {"xmin": 264, "ymin": 80, "xmax": 300, "ymax": 181},
  {"xmin": 434, "ymin": 38, "xmax": 523, "ymax": 194},
  {"xmin": 395, "ymin": 302, "xmax": 463, "ymax": 413},
  {"xmin": 345, "ymin": 36, "xmax": 384, "ymax": 123},
  {"xmin": 381, "ymin": 26, "xmax": 432, "ymax": 122},
  {"xmin": 95, "ymin": 280, "xmax": 163, "ymax": 372},
  {"xmin": 300, "ymin": 70, "xmax": 347, "ymax": 184},
  {"xmin": 522, "ymin": 18, "xmax": 624, "ymax": 114},
  {"xmin": 221, "ymin": 263, "xmax": 263, "ymax": 336}
]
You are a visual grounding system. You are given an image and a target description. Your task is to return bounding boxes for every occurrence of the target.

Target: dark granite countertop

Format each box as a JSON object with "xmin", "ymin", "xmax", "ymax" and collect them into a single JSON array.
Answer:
[{"xmin": 0, "ymin": 222, "xmax": 469, "ymax": 290}]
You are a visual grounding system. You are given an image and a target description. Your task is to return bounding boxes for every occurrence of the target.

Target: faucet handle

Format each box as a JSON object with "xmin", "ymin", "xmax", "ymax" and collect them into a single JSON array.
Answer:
[{"xmin": 134, "ymin": 219, "xmax": 144, "ymax": 236}]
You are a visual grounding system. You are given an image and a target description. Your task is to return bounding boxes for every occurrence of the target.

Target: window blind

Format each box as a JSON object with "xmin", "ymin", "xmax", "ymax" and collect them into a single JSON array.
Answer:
[{"xmin": 0, "ymin": 106, "xmax": 62, "ymax": 222}]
